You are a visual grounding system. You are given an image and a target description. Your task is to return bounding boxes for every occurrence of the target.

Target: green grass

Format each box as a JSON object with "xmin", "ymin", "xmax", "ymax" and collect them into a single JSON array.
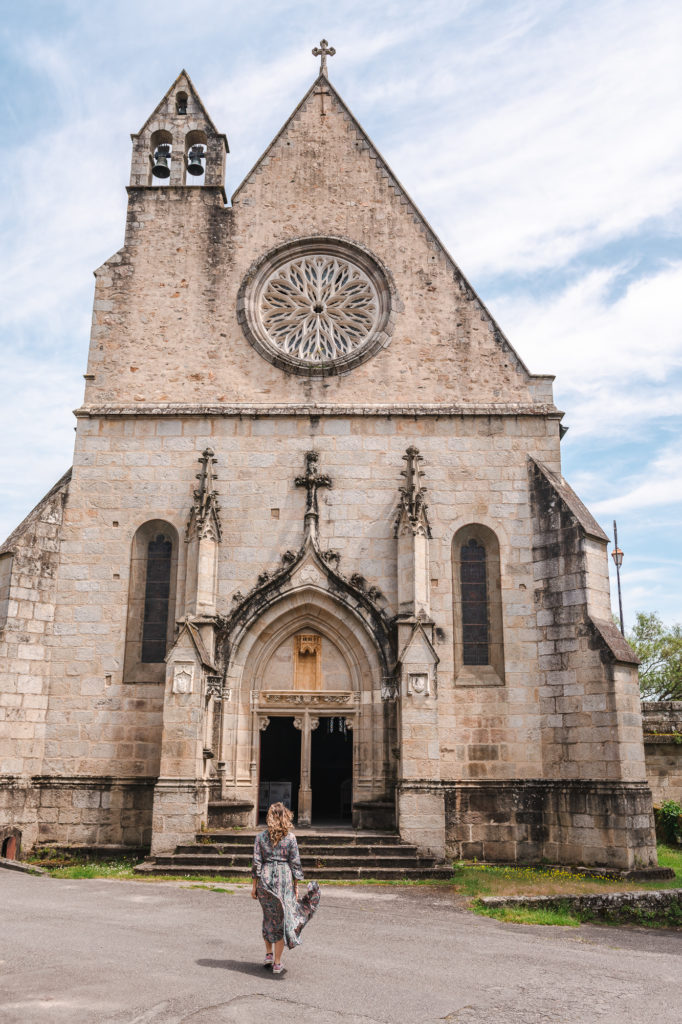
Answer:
[
  {"xmin": 26, "ymin": 845, "xmax": 682, "ymax": 903},
  {"xmin": 473, "ymin": 901, "xmax": 581, "ymax": 927},
  {"xmin": 186, "ymin": 884, "xmax": 234, "ymax": 893},
  {"xmin": 656, "ymin": 844, "xmax": 682, "ymax": 880}
]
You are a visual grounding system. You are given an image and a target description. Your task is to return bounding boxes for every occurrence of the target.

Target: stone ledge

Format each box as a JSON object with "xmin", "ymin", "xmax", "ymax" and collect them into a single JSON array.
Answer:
[
  {"xmin": 74, "ymin": 402, "xmax": 562, "ymax": 419},
  {"xmin": 0, "ymin": 856, "xmax": 47, "ymax": 876},
  {"xmin": 480, "ymin": 888, "xmax": 682, "ymax": 917}
]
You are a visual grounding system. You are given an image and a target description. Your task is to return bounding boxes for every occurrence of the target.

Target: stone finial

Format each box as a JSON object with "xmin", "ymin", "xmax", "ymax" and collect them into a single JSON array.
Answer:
[
  {"xmin": 395, "ymin": 446, "xmax": 432, "ymax": 538},
  {"xmin": 312, "ymin": 39, "xmax": 336, "ymax": 77},
  {"xmin": 187, "ymin": 447, "xmax": 222, "ymax": 541}
]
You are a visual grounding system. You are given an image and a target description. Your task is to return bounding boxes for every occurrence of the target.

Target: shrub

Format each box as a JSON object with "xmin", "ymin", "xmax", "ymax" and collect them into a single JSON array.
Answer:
[{"xmin": 654, "ymin": 801, "xmax": 682, "ymax": 845}]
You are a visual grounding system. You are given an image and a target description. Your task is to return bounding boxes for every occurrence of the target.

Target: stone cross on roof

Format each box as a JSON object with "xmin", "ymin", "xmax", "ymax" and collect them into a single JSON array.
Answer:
[{"xmin": 312, "ymin": 39, "xmax": 336, "ymax": 78}]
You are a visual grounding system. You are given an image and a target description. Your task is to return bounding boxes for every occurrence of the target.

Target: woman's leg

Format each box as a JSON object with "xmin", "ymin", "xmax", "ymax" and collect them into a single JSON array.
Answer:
[
  {"xmin": 264, "ymin": 940, "xmax": 273, "ymax": 954},
  {"xmin": 274, "ymin": 938, "xmax": 285, "ymax": 965}
]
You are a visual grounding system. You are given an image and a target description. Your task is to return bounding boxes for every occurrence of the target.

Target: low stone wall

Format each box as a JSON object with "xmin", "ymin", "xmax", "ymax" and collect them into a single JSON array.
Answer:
[
  {"xmin": 0, "ymin": 776, "xmax": 155, "ymax": 852},
  {"xmin": 642, "ymin": 702, "xmax": 682, "ymax": 806},
  {"xmin": 480, "ymin": 889, "xmax": 682, "ymax": 924},
  {"xmin": 436, "ymin": 779, "xmax": 657, "ymax": 870}
]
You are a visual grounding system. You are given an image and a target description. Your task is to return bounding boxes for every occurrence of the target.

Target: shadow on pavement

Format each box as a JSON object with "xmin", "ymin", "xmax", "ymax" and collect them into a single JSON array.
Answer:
[{"xmin": 196, "ymin": 958, "xmax": 280, "ymax": 979}]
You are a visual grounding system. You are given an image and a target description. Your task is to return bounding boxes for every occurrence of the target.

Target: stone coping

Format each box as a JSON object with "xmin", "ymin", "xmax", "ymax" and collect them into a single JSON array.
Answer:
[
  {"xmin": 0, "ymin": 856, "xmax": 47, "ymax": 876},
  {"xmin": 75, "ymin": 402, "xmax": 562, "ymax": 419},
  {"xmin": 479, "ymin": 889, "xmax": 681, "ymax": 915}
]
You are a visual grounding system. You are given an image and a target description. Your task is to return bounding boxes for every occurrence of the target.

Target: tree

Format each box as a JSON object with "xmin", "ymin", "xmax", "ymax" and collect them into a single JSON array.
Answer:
[{"xmin": 627, "ymin": 612, "xmax": 682, "ymax": 701}]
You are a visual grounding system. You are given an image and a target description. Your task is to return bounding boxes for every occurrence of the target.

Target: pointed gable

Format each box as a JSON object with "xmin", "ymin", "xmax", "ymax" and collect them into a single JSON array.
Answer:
[
  {"xmin": 134, "ymin": 69, "xmax": 222, "ymax": 138},
  {"xmin": 232, "ymin": 74, "xmax": 544, "ymax": 392}
]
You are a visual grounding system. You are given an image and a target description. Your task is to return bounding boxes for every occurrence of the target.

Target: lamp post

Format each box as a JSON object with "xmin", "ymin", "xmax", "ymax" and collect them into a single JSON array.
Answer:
[{"xmin": 611, "ymin": 519, "xmax": 625, "ymax": 635}]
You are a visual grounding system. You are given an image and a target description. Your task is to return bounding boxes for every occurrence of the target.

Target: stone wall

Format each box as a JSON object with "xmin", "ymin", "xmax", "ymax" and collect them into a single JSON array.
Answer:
[
  {"xmin": 0, "ymin": 471, "xmax": 70, "ymax": 787},
  {"xmin": 440, "ymin": 779, "xmax": 657, "ymax": 870},
  {"xmin": 642, "ymin": 701, "xmax": 682, "ymax": 805},
  {"xmin": 0, "ymin": 776, "xmax": 153, "ymax": 852},
  {"xmin": 529, "ymin": 459, "xmax": 647, "ymax": 784}
]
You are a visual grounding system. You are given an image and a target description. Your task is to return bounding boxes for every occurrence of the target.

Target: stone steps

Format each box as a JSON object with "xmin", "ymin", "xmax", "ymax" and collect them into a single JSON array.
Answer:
[{"xmin": 134, "ymin": 830, "xmax": 453, "ymax": 880}]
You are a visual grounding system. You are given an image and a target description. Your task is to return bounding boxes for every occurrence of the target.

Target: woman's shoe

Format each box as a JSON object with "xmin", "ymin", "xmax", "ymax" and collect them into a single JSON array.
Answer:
[
  {"xmin": 272, "ymin": 962, "xmax": 285, "ymax": 976},
  {"xmin": 263, "ymin": 953, "xmax": 273, "ymax": 968}
]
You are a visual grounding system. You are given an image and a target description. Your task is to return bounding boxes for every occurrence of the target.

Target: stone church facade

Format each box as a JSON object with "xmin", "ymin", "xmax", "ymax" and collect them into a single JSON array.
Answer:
[{"xmin": 0, "ymin": 58, "xmax": 658, "ymax": 868}]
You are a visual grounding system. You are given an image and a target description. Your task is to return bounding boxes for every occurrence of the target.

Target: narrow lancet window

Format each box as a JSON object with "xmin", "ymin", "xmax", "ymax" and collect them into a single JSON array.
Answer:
[
  {"xmin": 141, "ymin": 534, "xmax": 172, "ymax": 662},
  {"xmin": 460, "ymin": 538, "xmax": 489, "ymax": 665}
]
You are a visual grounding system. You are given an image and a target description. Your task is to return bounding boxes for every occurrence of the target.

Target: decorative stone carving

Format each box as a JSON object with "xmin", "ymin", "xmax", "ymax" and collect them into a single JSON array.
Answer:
[
  {"xmin": 298, "ymin": 565, "xmax": 324, "ymax": 586},
  {"xmin": 310, "ymin": 717, "xmax": 320, "ymax": 731},
  {"xmin": 297, "ymin": 634, "xmax": 321, "ymax": 656},
  {"xmin": 294, "ymin": 632, "xmax": 322, "ymax": 690},
  {"xmin": 237, "ymin": 238, "xmax": 394, "ymax": 376},
  {"xmin": 381, "ymin": 676, "xmax": 399, "ymax": 702},
  {"xmin": 293, "ymin": 717, "xmax": 303, "ymax": 731},
  {"xmin": 407, "ymin": 672, "xmax": 430, "ymax": 696},
  {"xmin": 261, "ymin": 691, "xmax": 354, "ymax": 707},
  {"xmin": 259, "ymin": 716, "xmax": 270, "ymax": 732},
  {"xmin": 172, "ymin": 663, "xmax": 194, "ymax": 694},
  {"xmin": 395, "ymin": 446, "xmax": 431, "ymax": 538},
  {"xmin": 206, "ymin": 675, "xmax": 223, "ymax": 701}
]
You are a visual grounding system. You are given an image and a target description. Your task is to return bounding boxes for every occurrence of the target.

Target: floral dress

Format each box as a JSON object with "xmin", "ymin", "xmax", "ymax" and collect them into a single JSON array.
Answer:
[{"xmin": 252, "ymin": 830, "xmax": 321, "ymax": 949}]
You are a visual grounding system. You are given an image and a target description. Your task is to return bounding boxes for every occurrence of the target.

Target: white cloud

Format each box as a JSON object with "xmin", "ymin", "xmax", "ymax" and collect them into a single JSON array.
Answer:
[
  {"xmin": 493, "ymin": 262, "xmax": 682, "ymax": 437},
  {"xmin": 592, "ymin": 444, "xmax": 682, "ymax": 515}
]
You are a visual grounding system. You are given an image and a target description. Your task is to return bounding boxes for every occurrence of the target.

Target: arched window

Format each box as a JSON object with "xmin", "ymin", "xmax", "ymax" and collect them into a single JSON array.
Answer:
[
  {"xmin": 124, "ymin": 521, "xmax": 179, "ymax": 683},
  {"xmin": 176, "ymin": 91, "xmax": 188, "ymax": 115},
  {"xmin": 452, "ymin": 525, "xmax": 505, "ymax": 685},
  {"xmin": 141, "ymin": 534, "xmax": 173, "ymax": 662},
  {"xmin": 460, "ymin": 538, "xmax": 489, "ymax": 665}
]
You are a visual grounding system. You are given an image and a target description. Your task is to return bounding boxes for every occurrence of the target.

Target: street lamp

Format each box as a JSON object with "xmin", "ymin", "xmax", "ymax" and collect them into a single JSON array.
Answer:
[{"xmin": 611, "ymin": 519, "xmax": 625, "ymax": 634}]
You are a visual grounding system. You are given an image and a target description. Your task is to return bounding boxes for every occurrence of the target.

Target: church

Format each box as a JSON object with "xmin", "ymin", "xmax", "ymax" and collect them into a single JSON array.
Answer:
[{"xmin": 0, "ymin": 45, "xmax": 658, "ymax": 869}]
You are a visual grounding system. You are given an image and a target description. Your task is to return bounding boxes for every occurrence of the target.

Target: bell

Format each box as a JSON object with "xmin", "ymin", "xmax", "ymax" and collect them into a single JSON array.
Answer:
[
  {"xmin": 187, "ymin": 145, "xmax": 205, "ymax": 176},
  {"xmin": 152, "ymin": 145, "xmax": 171, "ymax": 179}
]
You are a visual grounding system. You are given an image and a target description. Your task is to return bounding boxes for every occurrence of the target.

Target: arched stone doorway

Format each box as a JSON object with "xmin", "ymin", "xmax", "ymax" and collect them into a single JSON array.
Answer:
[{"xmin": 218, "ymin": 587, "xmax": 396, "ymax": 828}]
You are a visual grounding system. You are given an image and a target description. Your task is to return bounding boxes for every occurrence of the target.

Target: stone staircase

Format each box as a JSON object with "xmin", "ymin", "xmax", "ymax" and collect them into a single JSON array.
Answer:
[{"xmin": 134, "ymin": 829, "xmax": 453, "ymax": 880}]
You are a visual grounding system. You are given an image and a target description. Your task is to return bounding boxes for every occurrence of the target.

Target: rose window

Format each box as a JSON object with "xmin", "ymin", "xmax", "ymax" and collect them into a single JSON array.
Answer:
[
  {"xmin": 260, "ymin": 255, "xmax": 379, "ymax": 363},
  {"xmin": 238, "ymin": 239, "xmax": 393, "ymax": 376}
]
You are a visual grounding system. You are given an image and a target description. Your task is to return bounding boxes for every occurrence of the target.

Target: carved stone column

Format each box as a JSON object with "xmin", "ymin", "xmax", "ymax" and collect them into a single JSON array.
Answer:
[
  {"xmin": 294, "ymin": 713, "xmax": 319, "ymax": 825},
  {"xmin": 393, "ymin": 448, "xmax": 444, "ymax": 856}
]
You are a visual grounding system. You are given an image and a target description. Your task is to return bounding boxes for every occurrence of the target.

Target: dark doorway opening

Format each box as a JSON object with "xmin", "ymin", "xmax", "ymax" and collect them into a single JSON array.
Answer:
[
  {"xmin": 258, "ymin": 717, "xmax": 301, "ymax": 822},
  {"xmin": 311, "ymin": 717, "xmax": 353, "ymax": 823}
]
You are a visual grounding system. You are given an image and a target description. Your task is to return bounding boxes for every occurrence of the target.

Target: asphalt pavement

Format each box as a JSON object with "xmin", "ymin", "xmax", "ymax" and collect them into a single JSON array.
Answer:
[{"xmin": 1, "ymin": 870, "xmax": 680, "ymax": 1023}]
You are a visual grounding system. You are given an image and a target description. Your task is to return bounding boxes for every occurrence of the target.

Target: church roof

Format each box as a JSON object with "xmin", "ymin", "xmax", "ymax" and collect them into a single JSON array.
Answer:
[
  {"xmin": 0, "ymin": 468, "xmax": 71, "ymax": 555},
  {"xmin": 232, "ymin": 73, "xmax": 542, "ymax": 382}
]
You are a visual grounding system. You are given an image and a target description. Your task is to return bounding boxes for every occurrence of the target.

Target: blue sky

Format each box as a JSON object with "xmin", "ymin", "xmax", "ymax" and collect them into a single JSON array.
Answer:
[{"xmin": 1, "ymin": 0, "xmax": 681, "ymax": 627}]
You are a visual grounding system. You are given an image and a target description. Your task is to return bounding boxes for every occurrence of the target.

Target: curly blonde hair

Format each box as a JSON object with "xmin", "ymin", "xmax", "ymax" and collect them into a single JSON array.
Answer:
[{"xmin": 266, "ymin": 802, "xmax": 294, "ymax": 845}]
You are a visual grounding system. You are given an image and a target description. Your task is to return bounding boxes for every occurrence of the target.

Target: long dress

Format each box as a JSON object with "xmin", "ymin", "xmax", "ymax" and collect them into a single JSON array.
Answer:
[{"xmin": 252, "ymin": 830, "xmax": 321, "ymax": 949}]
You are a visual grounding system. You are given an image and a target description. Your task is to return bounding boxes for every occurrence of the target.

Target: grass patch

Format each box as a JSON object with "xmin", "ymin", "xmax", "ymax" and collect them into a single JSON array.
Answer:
[
  {"xmin": 656, "ymin": 844, "xmax": 682, "ymax": 881},
  {"xmin": 473, "ymin": 900, "xmax": 581, "ymax": 927},
  {"xmin": 185, "ymin": 884, "xmax": 234, "ymax": 893},
  {"xmin": 25, "ymin": 845, "xmax": 682, "ymax": 904}
]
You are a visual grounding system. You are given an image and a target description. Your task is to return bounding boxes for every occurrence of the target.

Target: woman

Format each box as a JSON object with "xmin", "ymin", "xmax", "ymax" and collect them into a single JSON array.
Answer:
[{"xmin": 251, "ymin": 802, "xmax": 320, "ymax": 976}]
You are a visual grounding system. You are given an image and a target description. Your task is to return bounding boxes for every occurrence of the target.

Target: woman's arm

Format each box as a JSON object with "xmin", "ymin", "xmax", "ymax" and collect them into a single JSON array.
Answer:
[
  {"xmin": 287, "ymin": 834, "xmax": 305, "ymax": 896},
  {"xmin": 251, "ymin": 834, "xmax": 262, "ymax": 898}
]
